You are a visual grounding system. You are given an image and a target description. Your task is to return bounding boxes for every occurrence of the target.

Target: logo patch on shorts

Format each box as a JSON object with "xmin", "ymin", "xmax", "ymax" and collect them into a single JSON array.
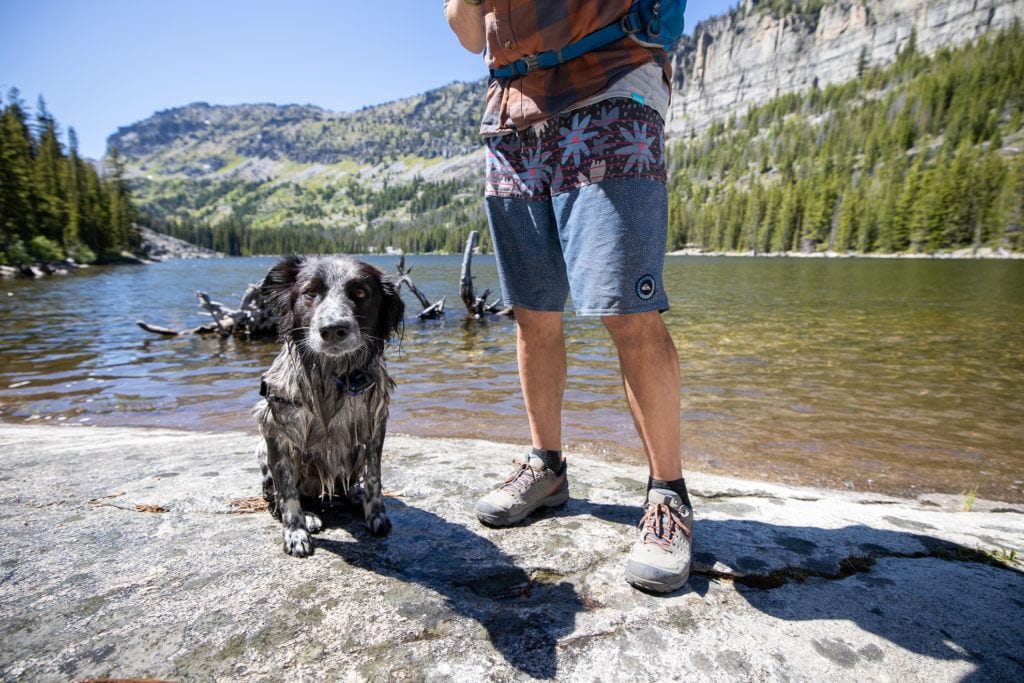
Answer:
[{"xmin": 636, "ymin": 274, "xmax": 657, "ymax": 300}]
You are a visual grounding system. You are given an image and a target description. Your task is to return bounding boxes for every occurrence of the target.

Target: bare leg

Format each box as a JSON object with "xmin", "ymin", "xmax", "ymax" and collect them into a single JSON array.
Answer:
[
  {"xmin": 514, "ymin": 307, "xmax": 567, "ymax": 452},
  {"xmin": 602, "ymin": 312, "xmax": 682, "ymax": 481}
]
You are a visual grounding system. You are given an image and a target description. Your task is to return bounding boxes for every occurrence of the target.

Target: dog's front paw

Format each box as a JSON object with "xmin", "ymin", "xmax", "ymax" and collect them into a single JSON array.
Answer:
[
  {"xmin": 303, "ymin": 512, "xmax": 323, "ymax": 534},
  {"xmin": 282, "ymin": 527, "xmax": 314, "ymax": 557},
  {"xmin": 365, "ymin": 510, "xmax": 392, "ymax": 536}
]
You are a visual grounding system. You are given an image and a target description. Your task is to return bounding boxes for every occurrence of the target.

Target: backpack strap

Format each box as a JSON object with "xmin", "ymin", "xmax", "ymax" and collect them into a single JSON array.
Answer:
[{"xmin": 490, "ymin": 9, "xmax": 643, "ymax": 79}]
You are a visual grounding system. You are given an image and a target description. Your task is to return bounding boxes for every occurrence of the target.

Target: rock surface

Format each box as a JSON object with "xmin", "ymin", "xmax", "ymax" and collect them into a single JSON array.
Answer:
[
  {"xmin": 1, "ymin": 423, "xmax": 1022, "ymax": 681},
  {"xmin": 137, "ymin": 226, "xmax": 224, "ymax": 261},
  {"xmin": 667, "ymin": 0, "xmax": 1024, "ymax": 136}
]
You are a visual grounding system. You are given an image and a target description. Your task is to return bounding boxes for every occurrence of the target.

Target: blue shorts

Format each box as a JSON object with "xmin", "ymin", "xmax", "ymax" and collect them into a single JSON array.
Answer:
[{"xmin": 484, "ymin": 98, "xmax": 669, "ymax": 316}]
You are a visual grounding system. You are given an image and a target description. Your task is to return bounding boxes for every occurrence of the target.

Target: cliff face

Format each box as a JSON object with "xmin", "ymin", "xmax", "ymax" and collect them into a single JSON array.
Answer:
[{"xmin": 667, "ymin": 0, "xmax": 1024, "ymax": 135}]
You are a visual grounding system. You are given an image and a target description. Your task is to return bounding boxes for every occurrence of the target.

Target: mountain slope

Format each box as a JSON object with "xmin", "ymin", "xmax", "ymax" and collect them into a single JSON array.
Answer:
[{"xmin": 111, "ymin": 0, "xmax": 1024, "ymax": 255}]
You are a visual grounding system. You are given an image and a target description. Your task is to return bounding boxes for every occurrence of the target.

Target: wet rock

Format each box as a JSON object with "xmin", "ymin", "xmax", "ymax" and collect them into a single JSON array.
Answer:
[{"xmin": 0, "ymin": 423, "xmax": 1022, "ymax": 681}]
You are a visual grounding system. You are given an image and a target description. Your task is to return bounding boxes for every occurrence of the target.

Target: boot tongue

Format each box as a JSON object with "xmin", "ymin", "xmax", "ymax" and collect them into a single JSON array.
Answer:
[
  {"xmin": 528, "ymin": 455, "xmax": 548, "ymax": 471},
  {"xmin": 648, "ymin": 488, "xmax": 681, "ymax": 507}
]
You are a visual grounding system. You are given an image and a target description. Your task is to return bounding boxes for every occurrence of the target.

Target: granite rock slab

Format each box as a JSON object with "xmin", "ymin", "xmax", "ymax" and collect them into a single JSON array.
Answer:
[{"xmin": 0, "ymin": 424, "xmax": 1021, "ymax": 681}]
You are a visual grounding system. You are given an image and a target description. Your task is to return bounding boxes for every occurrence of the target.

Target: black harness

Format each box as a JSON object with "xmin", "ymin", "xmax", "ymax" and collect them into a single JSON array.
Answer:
[{"xmin": 260, "ymin": 369, "xmax": 376, "ymax": 407}]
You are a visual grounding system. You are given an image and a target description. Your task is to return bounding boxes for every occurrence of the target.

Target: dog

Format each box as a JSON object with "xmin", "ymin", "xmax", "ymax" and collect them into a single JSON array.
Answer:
[{"xmin": 253, "ymin": 254, "xmax": 404, "ymax": 557}]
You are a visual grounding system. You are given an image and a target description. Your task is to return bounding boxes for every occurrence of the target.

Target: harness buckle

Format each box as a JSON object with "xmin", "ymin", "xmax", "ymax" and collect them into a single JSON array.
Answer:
[
  {"xmin": 521, "ymin": 54, "xmax": 540, "ymax": 75},
  {"xmin": 620, "ymin": 12, "xmax": 642, "ymax": 34},
  {"xmin": 334, "ymin": 369, "xmax": 376, "ymax": 397}
]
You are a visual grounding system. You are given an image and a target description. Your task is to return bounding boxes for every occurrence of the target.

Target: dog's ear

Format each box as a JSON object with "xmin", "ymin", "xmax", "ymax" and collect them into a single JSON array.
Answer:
[
  {"xmin": 377, "ymin": 275, "xmax": 405, "ymax": 342},
  {"xmin": 262, "ymin": 254, "xmax": 304, "ymax": 337}
]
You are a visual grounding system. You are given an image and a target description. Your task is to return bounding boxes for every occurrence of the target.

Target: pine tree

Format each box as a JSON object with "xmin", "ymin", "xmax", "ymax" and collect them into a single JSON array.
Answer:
[
  {"xmin": 64, "ymin": 126, "xmax": 84, "ymax": 259},
  {"xmin": 32, "ymin": 96, "xmax": 68, "ymax": 254},
  {"xmin": 105, "ymin": 147, "xmax": 138, "ymax": 254},
  {"xmin": 833, "ymin": 181, "xmax": 859, "ymax": 253},
  {"xmin": 1001, "ymin": 155, "xmax": 1024, "ymax": 250},
  {"xmin": 0, "ymin": 89, "xmax": 38, "ymax": 257}
]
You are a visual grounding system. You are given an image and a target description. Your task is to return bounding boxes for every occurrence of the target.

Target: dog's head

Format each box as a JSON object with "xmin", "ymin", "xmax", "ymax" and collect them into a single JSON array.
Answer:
[{"xmin": 261, "ymin": 255, "xmax": 404, "ymax": 358}]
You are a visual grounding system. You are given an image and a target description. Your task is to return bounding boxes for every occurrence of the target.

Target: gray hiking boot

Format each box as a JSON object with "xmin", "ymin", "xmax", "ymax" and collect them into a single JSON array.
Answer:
[
  {"xmin": 475, "ymin": 455, "xmax": 569, "ymax": 526},
  {"xmin": 624, "ymin": 488, "xmax": 693, "ymax": 593}
]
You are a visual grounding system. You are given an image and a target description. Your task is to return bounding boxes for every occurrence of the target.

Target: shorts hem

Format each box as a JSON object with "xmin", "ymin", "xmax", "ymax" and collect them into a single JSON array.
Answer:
[
  {"xmin": 574, "ymin": 301, "xmax": 670, "ymax": 317},
  {"xmin": 505, "ymin": 300, "xmax": 568, "ymax": 313}
]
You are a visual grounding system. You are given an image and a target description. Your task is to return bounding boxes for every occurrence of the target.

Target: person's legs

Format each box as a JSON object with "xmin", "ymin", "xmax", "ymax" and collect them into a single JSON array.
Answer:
[
  {"xmin": 543, "ymin": 99, "xmax": 691, "ymax": 591},
  {"xmin": 602, "ymin": 311, "xmax": 681, "ymax": 482},
  {"xmin": 601, "ymin": 312, "xmax": 692, "ymax": 592},
  {"xmin": 476, "ymin": 130, "xmax": 572, "ymax": 527},
  {"xmin": 603, "ymin": 311, "xmax": 692, "ymax": 592},
  {"xmin": 515, "ymin": 307, "xmax": 566, "ymax": 452},
  {"xmin": 473, "ymin": 306, "xmax": 570, "ymax": 527}
]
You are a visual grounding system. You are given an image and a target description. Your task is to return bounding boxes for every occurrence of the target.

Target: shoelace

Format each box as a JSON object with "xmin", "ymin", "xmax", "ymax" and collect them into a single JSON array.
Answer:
[
  {"xmin": 638, "ymin": 503, "xmax": 691, "ymax": 550},
  {"xmin": 499, "ymin": 459, "xmax": 543, "ymax": 495}
]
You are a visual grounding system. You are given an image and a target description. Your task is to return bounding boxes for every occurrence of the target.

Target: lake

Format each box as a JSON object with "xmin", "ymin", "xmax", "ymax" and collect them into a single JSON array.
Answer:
[{"xmin": 1, "ymin": 255, "xmax": 1022, "ymax": 502}]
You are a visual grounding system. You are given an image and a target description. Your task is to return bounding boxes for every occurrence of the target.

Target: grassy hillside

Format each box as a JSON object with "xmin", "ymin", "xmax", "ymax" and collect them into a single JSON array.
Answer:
[{"xmin": 114, "ymin": 79, "xmax": 489, "ymax": 254}]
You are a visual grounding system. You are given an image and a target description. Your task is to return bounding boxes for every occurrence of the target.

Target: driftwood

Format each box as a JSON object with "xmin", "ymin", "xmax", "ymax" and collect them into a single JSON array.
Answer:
[
  {"xmin": 395, "ymin": 254, "xmax": 446, "ymax": 320},
  {"xmin": 137, "ymin": 242, "xmax": 510, "ymax": 339},
  {"xmin": 137, "ymin": 284, "xmax": 277, "ymax": 338},
  {"xmin": 460, "ymin": 231, "xmax": 513, "ymax": 319},
  {"xmin": 136, "ymin": 321, "xmax": 219, "ymax": 336}
]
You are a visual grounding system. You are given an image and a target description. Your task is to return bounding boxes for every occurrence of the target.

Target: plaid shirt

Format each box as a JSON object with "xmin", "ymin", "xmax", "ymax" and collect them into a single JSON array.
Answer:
[{"xmin": 478, "ymin": 0, "xmax": 672, "ymax": 136}]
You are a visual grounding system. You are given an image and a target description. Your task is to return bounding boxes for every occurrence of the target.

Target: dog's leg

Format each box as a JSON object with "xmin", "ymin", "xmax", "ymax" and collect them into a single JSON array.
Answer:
[
  {"xmin": 266, "ymin": 437, "xmax": 314, "ymax": 557},
  {"xmin": 303, "ymin": 511, "xmax": 323, "ymax": 533},
  {"xmin": 256, "ymin": 441, "xmax": 280, "ymax": 519},
  {"xmin": 362, "ymin": 439, "xmax": 391, "ymax": 536},
  {"xmin": 296, "ymin": 494, "xmax": 326, "ymax": 533}
]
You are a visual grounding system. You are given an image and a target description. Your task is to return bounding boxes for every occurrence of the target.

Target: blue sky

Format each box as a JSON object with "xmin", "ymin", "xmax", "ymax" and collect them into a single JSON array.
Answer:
[{"xmin": 1, "ymin": 0, "xmax": 736, "ymax": 159}]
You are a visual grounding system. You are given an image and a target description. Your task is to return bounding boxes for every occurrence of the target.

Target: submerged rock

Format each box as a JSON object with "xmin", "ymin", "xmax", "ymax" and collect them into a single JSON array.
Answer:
[{"xmin": 0, "ymin": 423, "xmax": 1021, "ymax": 680}]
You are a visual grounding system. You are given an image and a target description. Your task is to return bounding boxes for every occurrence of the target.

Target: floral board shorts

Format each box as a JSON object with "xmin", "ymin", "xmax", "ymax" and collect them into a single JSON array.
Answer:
[{"xmin": 484, "ymin": 97, "xmax": 669, "ymax": 316}]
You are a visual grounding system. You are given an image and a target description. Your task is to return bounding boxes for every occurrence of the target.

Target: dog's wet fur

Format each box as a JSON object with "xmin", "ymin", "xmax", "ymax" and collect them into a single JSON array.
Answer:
[{"xmin": 253, "ymin": 254, "xmax": 404, "ymax": 557}]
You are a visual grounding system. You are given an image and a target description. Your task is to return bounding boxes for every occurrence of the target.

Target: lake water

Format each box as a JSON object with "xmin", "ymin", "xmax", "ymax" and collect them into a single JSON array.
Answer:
[{"xmin": 1, "ymin": 255, "xmax": 1022, "ymax": 502}]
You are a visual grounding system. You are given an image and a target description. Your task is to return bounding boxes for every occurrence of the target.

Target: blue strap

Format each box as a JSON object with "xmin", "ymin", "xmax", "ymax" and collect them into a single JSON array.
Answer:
[{"xmin": 490, "ymin": 10, "xmax": 641, "ymax": 79}]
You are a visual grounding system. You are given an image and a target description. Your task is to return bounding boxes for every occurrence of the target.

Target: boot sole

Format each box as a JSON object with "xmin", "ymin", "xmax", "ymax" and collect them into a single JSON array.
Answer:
[
  {"xmin": 476, "ymin": 489, "xmax": 570, "ymax": 527},
  {"xmin": 624, "ymin": 566, "xmax": 690, "ymax": 594}
]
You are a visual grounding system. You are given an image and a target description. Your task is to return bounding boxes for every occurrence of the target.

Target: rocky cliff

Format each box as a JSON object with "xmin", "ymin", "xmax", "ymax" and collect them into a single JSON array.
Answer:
[{"xmin": 667, "ymin": 0, "xmax": 1024, "ymax": 135}]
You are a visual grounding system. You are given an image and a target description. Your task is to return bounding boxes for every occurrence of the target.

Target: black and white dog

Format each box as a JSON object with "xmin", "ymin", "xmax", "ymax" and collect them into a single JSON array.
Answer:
[{"xmin": 254, "ymin": 254, "xmax": 404, "ymax": 557}]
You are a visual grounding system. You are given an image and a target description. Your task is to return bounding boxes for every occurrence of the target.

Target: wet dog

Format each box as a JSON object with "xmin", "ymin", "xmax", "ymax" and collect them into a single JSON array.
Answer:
[{"xmin": 253, "ymin": 254, "xmax": 404, "ymax": 556}]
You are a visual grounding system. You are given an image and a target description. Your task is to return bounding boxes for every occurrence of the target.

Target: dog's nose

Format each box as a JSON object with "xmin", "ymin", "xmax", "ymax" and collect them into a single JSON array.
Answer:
[{"xmin": 319, "ymin": 320, "xmax": 356, "ymax": 342}]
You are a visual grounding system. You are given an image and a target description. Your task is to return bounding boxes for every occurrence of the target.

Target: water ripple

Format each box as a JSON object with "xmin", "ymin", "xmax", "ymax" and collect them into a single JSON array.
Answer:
[{"xmin": 0, "ymin": 255, "xmax": 1022, "ymax": 502}]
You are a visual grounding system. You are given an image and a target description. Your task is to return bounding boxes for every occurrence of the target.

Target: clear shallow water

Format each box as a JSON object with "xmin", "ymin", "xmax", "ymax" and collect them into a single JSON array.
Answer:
[{"xmin": 1, "ymin": 255, "xmax": 1022, "ymax": 502}]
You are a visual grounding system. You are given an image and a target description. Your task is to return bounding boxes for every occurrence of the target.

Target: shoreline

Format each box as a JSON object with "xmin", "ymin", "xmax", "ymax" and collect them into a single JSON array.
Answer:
[
  {"xmin": 6, "ymin": 246, "xmax": 1022, "ymax": 270},
  {"xmin": 7, "ymin": 420, "xmax": 1021, "ymax": 513},
  {"xmin": 666, "ymin": 246, "xmax": 1024, "ymax": 260},
  {"xmin": 1, "ymin": 421, "xmax": 1021, "ymax": 680},
  {"xmin": 0, "ymin": 227, "xmax": 223, "ymax": 280}
]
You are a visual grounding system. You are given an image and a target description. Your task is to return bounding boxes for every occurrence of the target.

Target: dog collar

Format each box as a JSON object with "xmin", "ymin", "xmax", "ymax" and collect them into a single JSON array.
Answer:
[
  {"xmin": 332, "ymin": 369, "xmax": 376, "ymax": 397},
  {"xmin": 259, "ymin": 370, "xmax": 375, "ymax": 406}
]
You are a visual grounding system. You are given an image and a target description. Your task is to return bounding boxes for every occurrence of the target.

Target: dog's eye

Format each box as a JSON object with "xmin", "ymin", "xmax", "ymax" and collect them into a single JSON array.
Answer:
[
  {"xmin": 302, "ymin": 287, "xmax": 320, "ymax": 299},
  {"xmin": 352, "ymin": 286, "xmax": 369, "ymax": 300}
]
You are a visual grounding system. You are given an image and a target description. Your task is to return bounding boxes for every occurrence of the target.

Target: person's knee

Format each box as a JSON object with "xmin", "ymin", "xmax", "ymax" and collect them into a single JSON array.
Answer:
[
  {"xmin": 603, "ymin": 311, "xmax": 668, "ymax": 343},
  {"xmin": 515, "ymin": 307, "xmax": 564, "ymax": 340}
]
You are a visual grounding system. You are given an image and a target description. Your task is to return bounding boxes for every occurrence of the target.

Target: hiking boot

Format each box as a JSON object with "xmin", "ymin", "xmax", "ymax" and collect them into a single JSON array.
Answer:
[
  {"xmin": 624, "ymin": 488, "xmax": 693, "ymax": 593},
  {"xmin": 475, "ymin": 455, "xmax": 569, "ymax": 526}
]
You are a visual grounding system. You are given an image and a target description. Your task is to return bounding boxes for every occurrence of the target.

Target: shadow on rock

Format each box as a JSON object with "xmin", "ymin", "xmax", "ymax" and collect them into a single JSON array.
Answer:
[
  {"xmin": 697, "ymin": 519, "xmax": 1024, "ymax": 679},
  {"xmin": 314, "ymin": 498, "xmax": 584, "ymax": 679}
]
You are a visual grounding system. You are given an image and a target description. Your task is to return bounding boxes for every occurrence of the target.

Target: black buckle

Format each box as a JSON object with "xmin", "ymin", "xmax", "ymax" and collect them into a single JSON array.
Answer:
[{"xmin": 334, "ymin": 369, "xmax": 375, "ymax": 396}]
